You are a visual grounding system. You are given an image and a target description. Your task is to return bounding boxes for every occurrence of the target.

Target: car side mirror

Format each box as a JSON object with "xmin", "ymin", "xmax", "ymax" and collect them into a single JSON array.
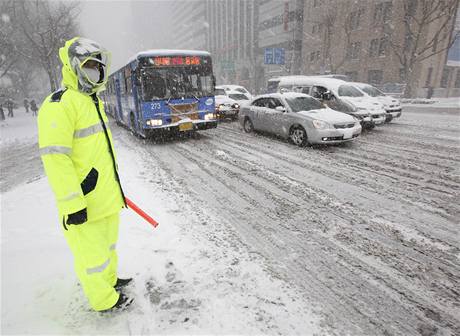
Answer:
[{"xmin": 275, "ymin": 106, "xmax": 286, "ymax": 112}]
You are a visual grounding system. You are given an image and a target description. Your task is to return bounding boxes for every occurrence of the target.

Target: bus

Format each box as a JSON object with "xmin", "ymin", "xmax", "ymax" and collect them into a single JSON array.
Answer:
[{"xmin": 102, "ymin": 49, "xmax": 217, "ymax": 138}]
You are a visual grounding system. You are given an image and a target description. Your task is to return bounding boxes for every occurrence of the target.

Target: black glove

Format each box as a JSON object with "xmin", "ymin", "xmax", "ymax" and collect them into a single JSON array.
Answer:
[{"xmin": 66, "ymin": 208, "xmax": 87, "ymax": 225}]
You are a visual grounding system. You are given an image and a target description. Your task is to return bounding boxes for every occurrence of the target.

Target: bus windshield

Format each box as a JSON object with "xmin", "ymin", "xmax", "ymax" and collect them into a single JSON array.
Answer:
[{"xmin": 140, "ymin": 66, "xmax": 214, "ymax": 101}]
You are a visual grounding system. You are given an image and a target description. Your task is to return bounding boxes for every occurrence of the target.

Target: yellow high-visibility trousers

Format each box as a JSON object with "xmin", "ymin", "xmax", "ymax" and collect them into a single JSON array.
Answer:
[{"xmin": 63, "ymin": 212, "xmax": 120, "ymax": 311}]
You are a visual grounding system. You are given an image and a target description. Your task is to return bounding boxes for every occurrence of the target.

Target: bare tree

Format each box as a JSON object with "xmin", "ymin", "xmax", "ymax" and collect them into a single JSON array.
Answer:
[
  {"xmin": 388, "ymin": 0, "xmax": 460, "ymax": 97},
  {"xmin": 313, "ymin": 5, "xmax": 353, "ymax": 74},
  {"xmin": 0, "ymin": 0, "xmax": 19, "ymax": 80},
  {"xmin": 12, "ymin": 0, "xmax": 80, "ymax": 91}
]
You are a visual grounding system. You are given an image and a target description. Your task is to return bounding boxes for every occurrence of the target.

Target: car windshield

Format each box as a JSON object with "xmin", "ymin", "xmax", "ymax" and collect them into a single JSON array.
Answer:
[
  {"xmin": 286, "ymin": 96, "xmax": 325, "ymax": 112},
  {"xmin": 338, "ymin": 85, "xmax": 364, "ymax": 97},
  {"xmin": 229, "ymin": 93, "xmax": 248, "ymax": 100},
  {"xmin": 361, "ymin": 85, "xmax": 385, "ymax": 97},
  {"xmin": 215, "ymin": 88, "xmax": 226, "ymax": 96},
  {"xmin": 235, "ymin": 88, "xmax": 247, "ymax": 93}
]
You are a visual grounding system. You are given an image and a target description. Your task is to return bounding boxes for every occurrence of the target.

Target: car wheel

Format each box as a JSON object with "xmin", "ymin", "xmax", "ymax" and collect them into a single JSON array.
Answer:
[
  {"xmin": 289, "ymin": 126, "xmax": 308, "ymax": 147},
  {"xmin": 243, "ymin": 118, "xmax": 254, "ymax": 133}
]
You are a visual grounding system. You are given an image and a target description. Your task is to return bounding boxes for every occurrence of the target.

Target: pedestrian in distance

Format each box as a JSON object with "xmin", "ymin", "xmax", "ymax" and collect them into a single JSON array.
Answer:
[
  {"xmin": 24, "ymin": 98, "xmax": 29, "ymax": 113},
  {"xmin": 30, "ymin": 99, "xmax": 38, "ymax": 116},
  {"xmin": 0, "ymin": 103, "xmax": 5, "ymax": 121},
  {"xmin": 5, "ymin": 98, "xmax": 14, "ymax": 117},
  {"xmin": 37, "ymin": 37, "xmax": 133, "ymax": 312}
]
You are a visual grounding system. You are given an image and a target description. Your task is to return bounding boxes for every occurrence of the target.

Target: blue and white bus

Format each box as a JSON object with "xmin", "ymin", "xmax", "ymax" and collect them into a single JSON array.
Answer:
[{"xmin": 102, "ymin": 50, "xmax": 217, "ymax": 138}]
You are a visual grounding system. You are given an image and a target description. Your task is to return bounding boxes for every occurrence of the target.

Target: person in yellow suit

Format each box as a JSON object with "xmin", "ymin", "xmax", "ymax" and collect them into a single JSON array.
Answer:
[{"xmin": 38, "ymin": 37, "xmax": 133, "ymax": 312}]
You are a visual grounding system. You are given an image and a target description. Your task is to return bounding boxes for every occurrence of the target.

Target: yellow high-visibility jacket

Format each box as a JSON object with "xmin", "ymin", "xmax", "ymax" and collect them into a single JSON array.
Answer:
[{"xmin": 38, "ymin": 38, "xmax": 125, "ymax": 223}]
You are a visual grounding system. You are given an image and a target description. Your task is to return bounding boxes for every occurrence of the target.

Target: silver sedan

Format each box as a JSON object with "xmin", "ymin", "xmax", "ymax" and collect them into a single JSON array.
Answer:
[{"xmin": 239, "ymin": 92, "xmax": 362, "ymax": 146}]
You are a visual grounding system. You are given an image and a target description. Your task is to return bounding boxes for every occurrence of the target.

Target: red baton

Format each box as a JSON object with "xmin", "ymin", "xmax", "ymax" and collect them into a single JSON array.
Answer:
[{"xmin": 125, "ymin": 197, "xmax": 159, "ymax": 228}]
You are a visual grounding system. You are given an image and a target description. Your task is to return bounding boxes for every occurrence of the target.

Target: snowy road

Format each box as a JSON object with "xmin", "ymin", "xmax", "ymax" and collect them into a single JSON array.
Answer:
[
  {"xmin": 1, "ymin": 109, "xmax": 459, "ymax": 335},
  {"xmin": 113, "ymin": 110, "xmax": 460, "ymax": 335}
]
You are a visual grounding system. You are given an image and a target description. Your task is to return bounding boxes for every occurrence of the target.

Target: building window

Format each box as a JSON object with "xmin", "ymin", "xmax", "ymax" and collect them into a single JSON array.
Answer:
[
  {"xmin": 368, "ymin": 70, "xmax": 383, "ymax": 84},
  {"xmin": 425, "ymin": 67, "xmax": 433, "ymax": 87},
  {"xmin": 399, "ymin": 68, "xmax": 406, "ymax": 82},
  {"xmin": 310, "ymin": 51, "xmax": 320, "ymax": 62},
  {"xmin": 349, "ymin": 9, "xmax": 364, "ymax": 30},
  {"xmin": 374, "ymin": 2, "xmax": 392, "ymax": 24},
  {"xmin": 455, "ymin": 70, "xmax": 460, "ymax": 88},
  {"xmin": 374, "ymin": 3, "xmax": 384, "ymax": 22},
  {"xmin": 369, "ymin": 39, "xmax": 379, "ymax": 57},
  {"xmin": 404, "ymin": 32, "xmax": 413, "ymax": 50},
  {"xmin": 347, "ymin": 42, "xmax": 361, "ymax": 60},
  {"xmin": 378, "ymin": 37, "xmax": 388, "ymax": 56},
  {"xmin": 345, "ymin": 71, "xmax": 358, "ymax": 81},
  {"xmin": 440, "ymin": 67, "xmax": 451, "ymax": 88},
  {"xmin": 383, "ymin": 2, "xmax": 393, "ymax": 22}
]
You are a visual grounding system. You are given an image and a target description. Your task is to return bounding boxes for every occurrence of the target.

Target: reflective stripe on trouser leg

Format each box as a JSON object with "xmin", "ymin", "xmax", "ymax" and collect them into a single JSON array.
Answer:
[
  {"xmin": 106, "ymin": 212, "xmax": 120, "ymax": 287},
  {"xmin": 62, "ymin": 213, "xmax": 120, "ymax": 311}
]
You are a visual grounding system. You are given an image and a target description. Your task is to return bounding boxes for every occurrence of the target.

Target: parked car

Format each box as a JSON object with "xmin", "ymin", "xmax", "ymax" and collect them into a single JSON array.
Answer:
[
  {"xmin": 353, "ymin": 82, "xmax": 402, "ymax": 122},
  {"xmin": 267, "ymin": 76, "xmax": 386, "ymax": 129},
  {"xmin": 227, "ymin": 90, "xmax": 251, "ymax": 107},
  {"xmin": 239, "ymin": 92, "xmax": 361, "ymax": 146},
  {"xmin": 218, "ymin": 84, "xmax": 253, "ymax": 100},
  {"xmin": 215, "ymin": 87, "xmax": 239, "ymax": 120},
  {"xmin": 377, "ymin": 82, "xmax": 406, "ymax": 98}
]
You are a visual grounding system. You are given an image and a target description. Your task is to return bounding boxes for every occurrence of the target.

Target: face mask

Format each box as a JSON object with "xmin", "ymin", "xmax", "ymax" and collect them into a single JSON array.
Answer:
[{"xmin": 82, "ymin": 67, "xmax": 101, "ymax": 84}]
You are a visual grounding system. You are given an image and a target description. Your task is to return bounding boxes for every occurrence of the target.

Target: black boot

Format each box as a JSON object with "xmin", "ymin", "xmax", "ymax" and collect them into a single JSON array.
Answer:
[
  {"xmin": 114, "ymin": 277, "xmax": 133, "ymax": 290},
  {"xmin": 101, "ymin": 293, "xmax": 133, "ymax": 313}
]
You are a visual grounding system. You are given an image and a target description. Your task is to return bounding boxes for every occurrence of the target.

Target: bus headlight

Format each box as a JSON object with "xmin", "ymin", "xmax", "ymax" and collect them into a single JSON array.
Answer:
[
  {"xmin": 205, "ymin": 113, "xmax": 216, "ymax": 120},
  {"xmin": 147, "ymin": 119, "xmax": 163, "ymax": 126}
]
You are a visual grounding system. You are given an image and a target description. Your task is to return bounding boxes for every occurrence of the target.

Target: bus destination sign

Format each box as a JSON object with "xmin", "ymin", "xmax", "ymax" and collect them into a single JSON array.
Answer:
[{"xmin": 153, "ymin": 56, "xmax": 201, "ymax": 66}]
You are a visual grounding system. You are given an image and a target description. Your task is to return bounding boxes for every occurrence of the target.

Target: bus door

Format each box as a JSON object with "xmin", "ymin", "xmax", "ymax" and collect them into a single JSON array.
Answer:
[
  {"xmin": 114, "ymin": 77, "xmax": 123, "ymax": 123},
  {"xmin": 131, "ymin": 68, "xmax": 143, "ymax": 135}
]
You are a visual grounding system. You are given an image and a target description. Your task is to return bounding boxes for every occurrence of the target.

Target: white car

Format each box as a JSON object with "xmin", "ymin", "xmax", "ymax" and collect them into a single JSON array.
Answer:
[
  {"xmin": 215, "ymin": 87, "xmax": 239, "ymax": 120},
  {"xmin": 239, "ymin": 92, "xmax": 361, "ymax": 146},
  {"xmin": 226, "ymin": 90, "xmax": 251, "ymax": 107},
  {"xmin": 218, "ymin": 84, "xmax": 253, "ymax": 100},
  {"xmin": 267, "ymin": 76, "xmax": 386, "ymax": 128},
  {"xmin": 353, "ymin": 82, "xmax": 402, "ymax": 121}
]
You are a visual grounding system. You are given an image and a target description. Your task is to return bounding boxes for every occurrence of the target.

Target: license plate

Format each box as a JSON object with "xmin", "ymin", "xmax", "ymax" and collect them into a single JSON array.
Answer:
[{"xmin": 179, "ymin": 122, "xmax": 193, "ymax": 131}]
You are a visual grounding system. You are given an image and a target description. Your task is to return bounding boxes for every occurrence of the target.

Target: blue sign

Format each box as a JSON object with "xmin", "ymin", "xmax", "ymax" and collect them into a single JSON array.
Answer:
[
  {"xmin": 264, "ymin": 48, "xmax": 274, "ymax": 64},
  {"xmin": 264, "ymin": 48, "xmax": 285, "ymax": 65},
  {"xmin": 274, "ymin": 48, "xmax": 285, "ymax": 65}
]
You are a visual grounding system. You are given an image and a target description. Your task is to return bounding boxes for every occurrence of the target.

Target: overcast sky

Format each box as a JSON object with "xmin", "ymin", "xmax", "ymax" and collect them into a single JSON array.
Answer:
[{"xmin": 79, "ymin": 0, "xmax": 174, "ymax": 71}]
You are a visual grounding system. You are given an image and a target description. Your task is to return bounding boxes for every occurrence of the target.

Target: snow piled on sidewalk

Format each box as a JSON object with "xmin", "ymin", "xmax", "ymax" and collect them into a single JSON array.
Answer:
[
  {"xmin": 1, "ymin": 110, "xmax": 321, "ymax": 335},
  {"xmin": 401, "ymin": 97, "xmax": 460, "ymax": 108}
]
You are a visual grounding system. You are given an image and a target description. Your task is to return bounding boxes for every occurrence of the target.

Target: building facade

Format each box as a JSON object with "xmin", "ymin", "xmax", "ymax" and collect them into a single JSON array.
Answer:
[
  {"xmin": 257, "ymin": 0, "xmax": 305, "ymax": 92},
  {"xmin": 301, "ymin": 0, "xmax": 460, "ymax": 97}
]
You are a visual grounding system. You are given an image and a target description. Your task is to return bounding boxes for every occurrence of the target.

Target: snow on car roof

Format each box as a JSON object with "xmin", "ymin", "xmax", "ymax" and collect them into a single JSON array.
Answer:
[
  {"xmin": 129, "ymin": 49, "xmax": 211, "ymax": 62},
  {"xmin": 270, "ymin": 76, "xmax": 350, "ymax": 93},
  {"xmin": 352, "ymin": 82, "xmax": 377, "ymax": 89},
  {"xmin": 255, "ymin": 92, "xmax": 311, "ymax": 100}
]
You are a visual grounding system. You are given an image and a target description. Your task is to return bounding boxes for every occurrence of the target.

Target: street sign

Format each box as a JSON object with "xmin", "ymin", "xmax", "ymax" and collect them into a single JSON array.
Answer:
[
  {"xmin": 264, "ymin": 48, "xmax": 274, "ymax": 64},
  {"xmin": 274, "ymin": 48, "xmax": 285, "ymax": 65},
  {"xmin": 264, "ymin": 48, "xmax": 285, "ymax": 65}
]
